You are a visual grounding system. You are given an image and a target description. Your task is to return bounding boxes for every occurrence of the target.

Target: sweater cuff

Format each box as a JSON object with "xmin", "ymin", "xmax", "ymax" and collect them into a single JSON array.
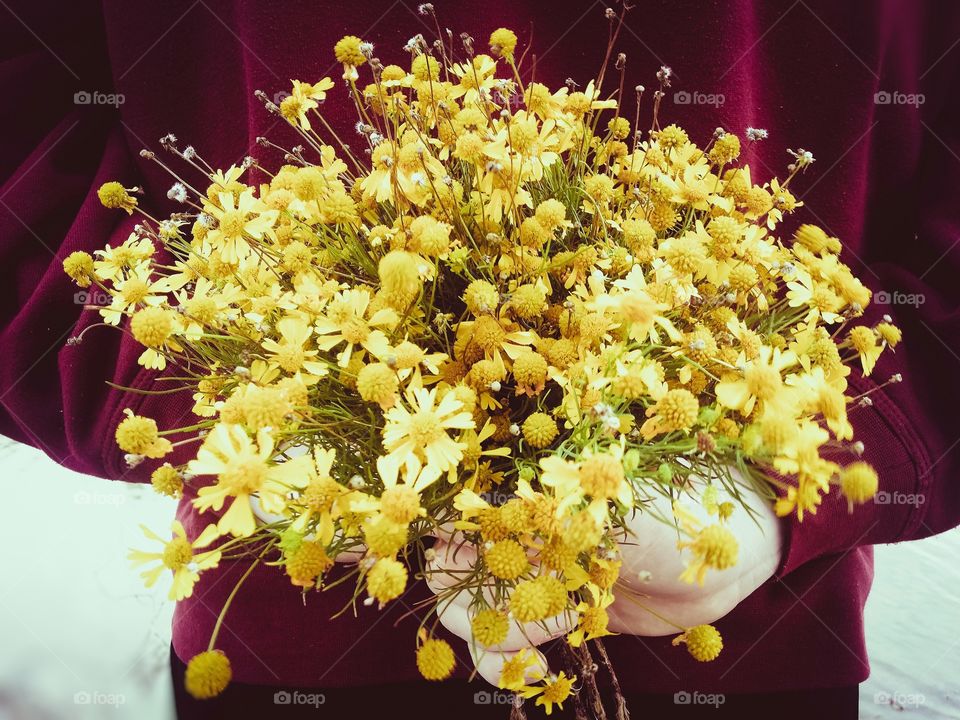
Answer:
[{"xmin": 776, "ymin": 373, "xmax": 925, "ymax": 577}]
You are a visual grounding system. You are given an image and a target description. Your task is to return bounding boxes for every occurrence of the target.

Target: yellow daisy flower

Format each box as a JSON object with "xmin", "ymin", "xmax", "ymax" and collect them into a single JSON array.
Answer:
[{"xmin": 128, "ymin": 521, "xmax": 221, "ymax": 600}]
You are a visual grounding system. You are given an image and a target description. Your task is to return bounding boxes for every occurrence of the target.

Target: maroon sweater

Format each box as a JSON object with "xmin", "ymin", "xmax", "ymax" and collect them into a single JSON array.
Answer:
[{"xmin": 2, "ymin": 0, "xmax": 958, "ymax": 693}]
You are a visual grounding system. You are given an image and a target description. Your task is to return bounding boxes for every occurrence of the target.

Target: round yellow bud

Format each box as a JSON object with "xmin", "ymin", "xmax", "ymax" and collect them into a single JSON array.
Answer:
[
  {"xmin": 510, "ymin": 284, "xmax": 547, "ymax": 321},
  {"xmin": 334, "ymin": 35, "xmax": 366, "ymax": 66},
  {"xmin": 485, "ymin": 539, "xmax": 529, "ymax": 580},
  {"xmin": 840, "ymin": 462, "xmax": 878, "ymax": 506},
  {"xmin": 131, "ymin": 307, "xmax": 175, "ymax": 349},
  {"xmin": 151, "ymin": 464, "xmax": 183, "ymax": 498},
  {"xmin": 676, "ymin": 624, "xmax": 723, "ymax": 662},
  {"xmin": 184, "ymin": 650, "xmax": 232, "ymax": 699},
  {"xmin": 379, "ymin": 251, "xmax": 421, "ymax": 309},
  {"xmin": 471, "ymin": 608, "xmax": 510, "ymax": 646},
  {"xmin": 489, "ymin": 28, "xmax": 518, "ymax": 58},
  {"xmin": 416, "ymin": 638, "xmax": 455, "ymax": 680},
  {"xmin": 366, "ymin": 557, "xmax": 407, "ymax": 603},
  {"xmin": 285, "ymin": 541, "xmax": 332, "ymax": 588},
  {"xmin": 522, "ymin": 412, "xmax": 558, "ymax": 449},
  {"xmin": 97, "ymin": 181, "xmax": 136, "ymax": 213},
  {"xmin": 464, "ymin": 279, "xmax": 499, "ymax": 315},
  {"xmin": 357, "ymin": 362, "xmax": 399, "ymax": 409},
  {"xmin": 63, "ymin": 251, "xmax": 95, "ymax": 287}
]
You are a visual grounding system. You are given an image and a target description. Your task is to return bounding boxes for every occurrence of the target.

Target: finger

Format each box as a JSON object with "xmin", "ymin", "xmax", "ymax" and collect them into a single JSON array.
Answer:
[
  {"xmin": 422, "ymin": 520, "xmax": 460, "ymax": 542},
  {"xmin": 332, "ymin": 546, "xmax": 366, "ymax": 563},
  {"xmin": 436, "ymin": 600, "xmax": 575, "ymax": 652},
  {"xmin": 488, "ymin": 611, "xmax": 576, "ymax": 651},
  {"xmin": 424, "ymin": 541, "xmax": 482, "ymax": 596},
  {"xmin": 434, "ymin": 599, "xmax": 474, "ymax": 642},
  {"xmin": 432, "ymin": 605, "xmax": 551, "ymax": 687}
]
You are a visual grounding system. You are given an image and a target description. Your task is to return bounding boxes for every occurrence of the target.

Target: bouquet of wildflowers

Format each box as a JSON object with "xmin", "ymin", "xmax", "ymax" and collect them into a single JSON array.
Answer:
[{"xmin": 64, "ymin": 7, "xmax": 900, "ymax": 716}]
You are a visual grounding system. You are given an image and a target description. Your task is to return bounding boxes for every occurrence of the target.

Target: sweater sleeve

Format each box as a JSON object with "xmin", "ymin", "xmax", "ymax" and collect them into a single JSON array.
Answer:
[
  {"xmin": 0, "ymin": 0, "xmax": 189, "ymax": 483},
  {"xmin": 778, "ymin": 32, "xmax": 960, "ymax": 576}
]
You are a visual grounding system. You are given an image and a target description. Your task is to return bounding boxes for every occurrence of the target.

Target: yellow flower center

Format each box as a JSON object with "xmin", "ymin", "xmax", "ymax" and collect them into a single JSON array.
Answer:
[
  {"xmin": 185, "ymin": 296, "xmax": 218, "ymax": 324},
  {"xmin": 122, "ymin": 278, "xmax": 150, "ymax": 305},
  {"xmin": 380, "ymin": 485, "xmax": 421, "ymax": 524},
  {"xmin": 745, "ymin": 364, "xmax": 781, "ymax": 400},
  {"xmin": 692, "ymin": 525, "xmax": 739, "ymax": 570},
  {"xmin": 218, "ymin": 210, "xmax": 246, "ymax": 239},
  {"xmin": 579, "ymin": 454, "xmax": 625, "ymax": 499},
  {"xmin": 303, "ymin": 476, "xmax": 341, "ymax": 514},
  {"xmin": 408, "ymin": 411, "xmax": 444, "ymax": 446},
  {"xmin": 162, "ymin": 537, "xmax": 193, "ymax": 570},
  {"xmin": 340, "ymin": 317, "xmax": 370, "ymax": 344},
  {"xmin": 274, "ymin": 343, "xmax": 306, "ymax": 372},
  {"xmin": 220, "ymin": 457, "xmax": 268, "ymax": 494}
]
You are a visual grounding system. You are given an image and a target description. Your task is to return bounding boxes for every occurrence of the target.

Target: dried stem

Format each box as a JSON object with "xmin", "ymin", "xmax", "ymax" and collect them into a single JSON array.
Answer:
[
  {"xmin": 577, "ymin": 642, "xmax": 608, "ymax": 720},
  {"xmin": 509, "ymin": 693, "xmax": 528, "ymax": 720},
  {"xmin": 593, "ymin": 639, "xmax": 630, "ymax": 720},
  {"xmin": 560, "ymin": 643, "xmax": 591, "ymax": 720}
]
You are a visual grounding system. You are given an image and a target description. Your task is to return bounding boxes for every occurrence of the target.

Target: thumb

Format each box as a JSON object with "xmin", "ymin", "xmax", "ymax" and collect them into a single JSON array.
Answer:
[{"xmin": 423, "ymin": 520, "xmax": 460, "ymax": 543}]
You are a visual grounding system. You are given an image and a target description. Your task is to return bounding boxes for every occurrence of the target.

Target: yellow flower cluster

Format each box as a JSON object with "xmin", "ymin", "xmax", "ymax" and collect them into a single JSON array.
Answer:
[{"xmin": 70, "ymin": 22, "xmax": 898, "ymax": 709}]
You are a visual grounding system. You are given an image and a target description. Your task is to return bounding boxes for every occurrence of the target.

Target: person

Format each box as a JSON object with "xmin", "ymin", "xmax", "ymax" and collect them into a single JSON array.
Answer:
[{"xmin": 1, "ymin": 1, "xmax": 958, "ymax": 717}]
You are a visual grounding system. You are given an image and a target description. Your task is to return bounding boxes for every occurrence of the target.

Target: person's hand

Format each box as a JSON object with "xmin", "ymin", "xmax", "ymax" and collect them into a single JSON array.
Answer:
[{"xmin": 424, "ymin": 470, "xmax": 783, "ymax": 686}]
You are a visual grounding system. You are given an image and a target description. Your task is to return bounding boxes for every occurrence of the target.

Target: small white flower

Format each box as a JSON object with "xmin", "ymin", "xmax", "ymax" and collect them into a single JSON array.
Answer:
[{"xmin": 166, "ymin": 183, "xmax": 187, "ymax": 203}]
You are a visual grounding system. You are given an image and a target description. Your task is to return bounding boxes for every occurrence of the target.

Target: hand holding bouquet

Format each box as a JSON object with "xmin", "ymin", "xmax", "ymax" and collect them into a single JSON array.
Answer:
[{"xmin": 63, "ymin": 8, "xmax": 900, "ymax": 715}]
